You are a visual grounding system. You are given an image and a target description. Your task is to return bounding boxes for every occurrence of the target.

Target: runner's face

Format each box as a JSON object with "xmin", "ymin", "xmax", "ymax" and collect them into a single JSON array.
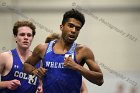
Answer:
[
  {"xmin": 60, "ymin": 18, "xmax": 82, "ymax": 43},
  {"xmin": 15, "ymin": 26, "xmax": 33, "ymax": 49}
]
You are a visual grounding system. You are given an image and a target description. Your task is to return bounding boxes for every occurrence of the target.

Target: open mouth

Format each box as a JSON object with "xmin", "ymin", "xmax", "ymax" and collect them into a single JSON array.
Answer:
[{"xmin": 68, "ymin": 35, "xmax": 75, "ymax": 39}]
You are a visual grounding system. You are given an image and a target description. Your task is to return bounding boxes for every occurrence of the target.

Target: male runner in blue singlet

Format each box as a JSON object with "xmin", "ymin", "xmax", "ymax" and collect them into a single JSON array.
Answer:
[
  {"xmin": 0, "ymin": 21, "xmax": 43, "ymax": 93},
  {"xmin": 45, "ymin": 33, "xmax": 88, "ymax": 93},
  {"xmin": 24, "ymin": 9, "xmax": 104, "ymax": 93}
]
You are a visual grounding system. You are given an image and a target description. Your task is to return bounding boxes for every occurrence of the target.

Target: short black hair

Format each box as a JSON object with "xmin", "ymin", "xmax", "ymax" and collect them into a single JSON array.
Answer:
[{"xmin": 62, "ymin": 9, "xmax": 85, "ymax": 27}]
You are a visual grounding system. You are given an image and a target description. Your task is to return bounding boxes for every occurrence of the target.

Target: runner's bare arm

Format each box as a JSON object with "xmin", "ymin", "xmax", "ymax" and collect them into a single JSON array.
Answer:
[
  {"xmin": 77, "ymin": 46, "xmax": 103, "ymax": 86},
  {"xmin": 64, "ymin": 46, "xmax": 104, "ymax": 86},
  {"xmin": 24, "ymin": 44, "xmax": 46, "ymax": 75}
]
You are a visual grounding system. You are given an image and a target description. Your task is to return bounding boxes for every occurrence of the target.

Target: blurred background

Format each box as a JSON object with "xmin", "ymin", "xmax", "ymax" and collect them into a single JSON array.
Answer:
[{"xmin": 0, "ymin": 0, "xmax": 140, "ymax": 93}]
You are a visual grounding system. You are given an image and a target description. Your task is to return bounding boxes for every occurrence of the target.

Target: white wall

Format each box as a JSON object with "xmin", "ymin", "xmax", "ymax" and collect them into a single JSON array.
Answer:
[{"xmin": 0, "ymin": 0, "xmax": 140, "ymax": 92}]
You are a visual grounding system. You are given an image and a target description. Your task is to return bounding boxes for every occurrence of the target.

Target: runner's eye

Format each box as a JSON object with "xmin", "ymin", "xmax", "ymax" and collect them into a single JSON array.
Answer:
[
  {"xmin": 27, "ymin": 33, "xmax": 32, "ymax": 37},
  {"xmin": 19, "ymin": 33, "xmax": 25, "ymax": 36}
]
